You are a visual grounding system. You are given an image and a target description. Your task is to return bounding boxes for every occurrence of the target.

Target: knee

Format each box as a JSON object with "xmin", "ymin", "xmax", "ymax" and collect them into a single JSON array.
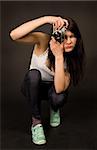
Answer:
[
  {"xmin": 48, "ymin": 87, "xmax": 68, "ymax": 110},
  {"xmin": 27, "ymin": 69, "xmax": 41, "ymax": 84},
  {"xmin": 52, "ymin": 93, "xmax": 65, "ymax": 106}
]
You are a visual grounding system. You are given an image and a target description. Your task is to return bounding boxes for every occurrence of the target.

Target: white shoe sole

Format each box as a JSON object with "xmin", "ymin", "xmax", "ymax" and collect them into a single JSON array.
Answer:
[{"xmin": 33, "ymin": 139, "xmax": 46, "ymax": 145}]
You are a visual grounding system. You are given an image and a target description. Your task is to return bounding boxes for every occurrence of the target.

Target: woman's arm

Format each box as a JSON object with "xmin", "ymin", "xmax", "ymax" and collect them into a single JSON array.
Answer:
[
  {"xmin": 14, "ymin": 32, "xmax": 50, "ymax": 46},
  {"xmin": 10, "ymin": 16, "xmax": 67, "ymax": 41},
  {"xmin": 54, "ymin": 55, "xmax": 70, "ymax": 93},
  {"xmin": 50, "ymin": 37, "xmax": 70, "ymax": 93},
  {"xmin": 10, "ymin": 16, "xmax": 49, "ymax": 40}
]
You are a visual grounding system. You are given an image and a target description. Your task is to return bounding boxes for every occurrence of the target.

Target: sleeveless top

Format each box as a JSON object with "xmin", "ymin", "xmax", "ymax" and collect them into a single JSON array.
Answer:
[
  {"xmin": 29, "ymin": 48, "xmax": 54, "ymax": 81},
  {"xmin": 29, "ymin": 48, "xmax": 67, "ymax": 81}
]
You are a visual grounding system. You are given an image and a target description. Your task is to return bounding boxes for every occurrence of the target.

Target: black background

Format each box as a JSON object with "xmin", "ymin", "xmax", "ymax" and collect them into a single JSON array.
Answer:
[{"xmin": 1, "ymin": 1, "xmax": 97, "ymax": 149}]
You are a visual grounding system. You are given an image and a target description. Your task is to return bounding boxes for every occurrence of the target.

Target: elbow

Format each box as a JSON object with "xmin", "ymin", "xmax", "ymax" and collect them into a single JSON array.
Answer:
[
  {"xmin": 55, "ymin": 84, "xmax": 69, "ymax": 94},
  {"xmin": 55, "ymin": 87, "xmax": 65, "ymax": 94},
  {"xmin": 9, "ymin": 31, "xmax": 18, "ymax": 40},
  {"xmin": 56, "ymin": 89, "xmax": 62, "ymax": 94}
]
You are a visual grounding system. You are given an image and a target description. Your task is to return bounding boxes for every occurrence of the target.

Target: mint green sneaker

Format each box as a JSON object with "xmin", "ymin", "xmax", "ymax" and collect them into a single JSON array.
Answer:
[
  {"xmin": 50, "ymin": 109, "xmax": 60, "ymax": 127},
  {"xmin": 31, "ymin": 124, "xmax": 46, "ymax": 145}
]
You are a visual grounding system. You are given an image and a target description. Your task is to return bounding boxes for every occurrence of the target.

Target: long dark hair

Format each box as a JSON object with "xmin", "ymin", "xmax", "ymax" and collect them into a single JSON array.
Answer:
[{"xmin": 48, "ymin": 17, "xmax": 86, "ymax": 86}]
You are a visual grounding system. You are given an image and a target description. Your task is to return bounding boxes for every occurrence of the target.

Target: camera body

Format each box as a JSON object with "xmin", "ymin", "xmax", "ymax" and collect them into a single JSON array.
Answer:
[{"xmin": 52, "ymin": 27, "xmax": 66, "ymax": 43}]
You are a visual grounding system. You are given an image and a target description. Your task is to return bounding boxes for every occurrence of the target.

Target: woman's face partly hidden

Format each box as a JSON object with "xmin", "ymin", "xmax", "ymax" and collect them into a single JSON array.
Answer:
[{"xmin": 63, "ymin": 30, "xmax": 77, "ymax": 52}]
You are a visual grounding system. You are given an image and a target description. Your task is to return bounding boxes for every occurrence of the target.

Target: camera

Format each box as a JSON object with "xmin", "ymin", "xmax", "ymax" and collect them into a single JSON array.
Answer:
[{"xmin": 52, "ymin": 27, "xmax": 66, "ymax": 43}]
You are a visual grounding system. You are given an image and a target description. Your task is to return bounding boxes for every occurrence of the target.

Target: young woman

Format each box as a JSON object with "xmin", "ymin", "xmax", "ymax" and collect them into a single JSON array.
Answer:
[{"xmin": 10, "ymin": 16, "xmax": 85, "ymax": 145}]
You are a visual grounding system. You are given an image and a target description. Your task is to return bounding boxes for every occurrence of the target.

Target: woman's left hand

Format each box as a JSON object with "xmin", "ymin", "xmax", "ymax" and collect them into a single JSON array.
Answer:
[{"xmin": 49, "ymin": 37, "xmax": 64, "ymax": 58}]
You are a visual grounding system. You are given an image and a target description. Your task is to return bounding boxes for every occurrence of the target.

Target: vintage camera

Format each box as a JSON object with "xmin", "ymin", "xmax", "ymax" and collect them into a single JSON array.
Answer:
[{"xmin": 52, "ymin": 27, "xmax": 66, "ymax": 43}]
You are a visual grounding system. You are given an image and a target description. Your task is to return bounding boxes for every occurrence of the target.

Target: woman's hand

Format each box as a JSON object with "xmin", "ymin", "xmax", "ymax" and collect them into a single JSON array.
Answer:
[
  {"xmin": 46, "ymin": 16, "xmax": 68, "ymax": 30},
  {"xmin": 49, "ymin": 36, "xmax": 64, "ymax": 58}
]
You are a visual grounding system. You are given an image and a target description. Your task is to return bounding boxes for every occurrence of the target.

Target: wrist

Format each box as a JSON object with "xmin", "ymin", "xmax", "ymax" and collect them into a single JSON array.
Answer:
[
  {"xmin": 41, "ymin": 16, "xmax": 50, "ymax": 24},
  {"xmin": 55, "ymin": 54, "xmax": 64, "ymax": 60},
  {"xmin": 44, "ymin": 16, "xmax": 56, "ymax": 24},
  {"xmin": 39, "ymin": 16, "xmax": 49, "ymax": 24}
]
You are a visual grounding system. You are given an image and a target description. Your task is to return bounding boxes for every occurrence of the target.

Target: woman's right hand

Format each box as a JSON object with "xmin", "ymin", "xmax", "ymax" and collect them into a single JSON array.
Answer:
[{"xmin": 46, "ymin": 16, "xmax": 68, "ymax": 30}]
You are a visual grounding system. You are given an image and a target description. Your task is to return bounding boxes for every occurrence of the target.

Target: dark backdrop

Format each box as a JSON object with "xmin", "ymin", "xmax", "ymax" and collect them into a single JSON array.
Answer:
[
  {"xmin": 1, "ymin": 1, "xmax": 97, "ymax": 149},
  {"xmin": 1, "ymin": 1, "xmax": 97, "ymax": 103}
]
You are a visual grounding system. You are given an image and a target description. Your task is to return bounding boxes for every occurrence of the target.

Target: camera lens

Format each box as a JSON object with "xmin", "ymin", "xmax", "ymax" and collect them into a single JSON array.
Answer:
[{"xmin": 52, "ymin": 30, "xmax": 62, "ymax": 43}]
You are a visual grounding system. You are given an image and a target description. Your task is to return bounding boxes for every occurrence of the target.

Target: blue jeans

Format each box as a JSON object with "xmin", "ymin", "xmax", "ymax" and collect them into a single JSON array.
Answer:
[{"xmin": 21, "ymin": 69, "xmax": 69, "ymax": 119}]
